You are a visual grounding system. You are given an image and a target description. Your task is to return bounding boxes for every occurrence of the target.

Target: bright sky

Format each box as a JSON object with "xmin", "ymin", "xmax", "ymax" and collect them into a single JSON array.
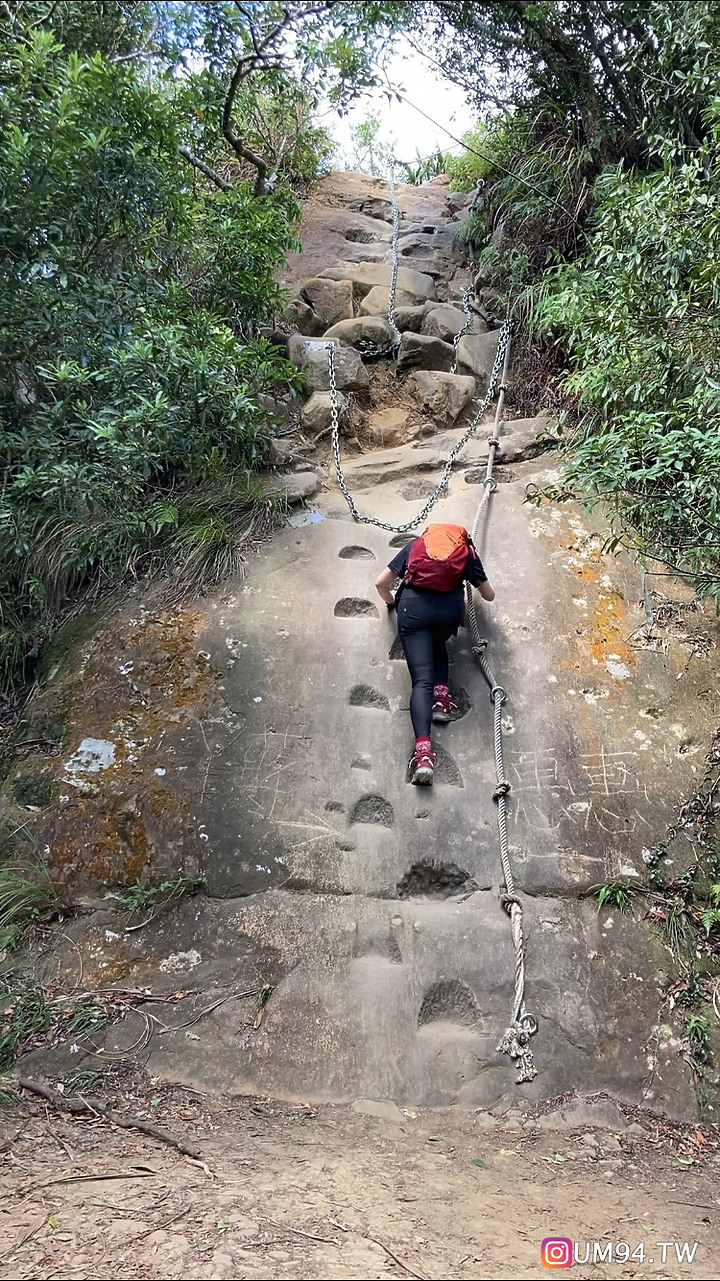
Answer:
[{"xmin": 319, "ymin": 37, "xmax": 473, "ymax": 169}]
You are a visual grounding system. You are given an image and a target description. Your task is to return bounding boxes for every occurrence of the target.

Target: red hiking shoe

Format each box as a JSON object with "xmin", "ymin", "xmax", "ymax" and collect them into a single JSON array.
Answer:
[
  {"xmin": 410, "ymin": 739, "xmax": 435, "ymax": 786},
  {"xmin": 432, "ymin": 684, "xmax": 453, "ymax": 723}
]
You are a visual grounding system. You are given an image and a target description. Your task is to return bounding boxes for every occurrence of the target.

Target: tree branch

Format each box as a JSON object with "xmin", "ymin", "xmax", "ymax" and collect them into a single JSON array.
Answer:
[
  {"xmin": 222, "ymin": 1, "xmax": 336, "ymax": 196},
  {"xmin": 179, "ymin": 144, "xmax": 232, "ymax": 192}
]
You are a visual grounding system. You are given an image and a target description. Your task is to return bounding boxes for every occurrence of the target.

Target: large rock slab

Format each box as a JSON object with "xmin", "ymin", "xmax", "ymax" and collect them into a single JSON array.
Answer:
[
  {"xmin": 299, "ymin": 277, "xmax": 354, "ymax": 329},
  {"xmin": 323, "ymin": 316, "xmax": 394, "ymax": 349},
  {"xmin": 397, "ymin": 332, "xmax": 454, "ymax": 374},
  {"xmin": 404, "ymin": 371, "xmax": 476, "ymax": 425},
  {"xmin": 500, "ymin": 415, "xmax": 556, "ymax": 463},
  {"xmin": 456, "ymin": 329, "xmax": 501, "ymax": 382},
  {"xmin": 319, "ymin": 261, "xmax": 437, "ymax": 305},
  {"xmin": 339, "ymin": 442, "xmax": 447, "ymax": 490},
  {"xmin": 288, "ymin": 335, "xmax": 369, "ymax": 392},
  {"xmin": 421, "ymin": 305, "xmax": 467, "ymax": 343}
]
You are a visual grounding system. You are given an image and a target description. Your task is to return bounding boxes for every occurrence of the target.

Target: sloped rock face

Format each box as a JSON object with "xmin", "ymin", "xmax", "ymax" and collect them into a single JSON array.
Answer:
[{"xmin": 11, "ymin": 171, "xmax": 718, "ymax": 1121}]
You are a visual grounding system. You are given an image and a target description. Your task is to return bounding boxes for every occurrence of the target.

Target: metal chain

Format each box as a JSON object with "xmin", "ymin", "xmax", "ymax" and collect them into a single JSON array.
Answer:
[
  {"xmin": 327, "ymin": 169, "xmax": 536, "ymax": 1081},
  {"xmin": 328, "ymin": 318, "xmax": 512, "ymax": 534},
  {"xmin": 450, "ymin": 284, "xmax": 475, "ymax": 375}
]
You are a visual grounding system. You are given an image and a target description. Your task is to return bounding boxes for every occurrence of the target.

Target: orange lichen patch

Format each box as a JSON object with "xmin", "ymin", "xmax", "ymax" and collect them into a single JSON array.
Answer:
[
  {"xmin": 553, "ymin": 519, "xmax": 635, "ymax": 675},
  {"xmin": 587, "ymin": 588, "xmax": 633, "ymax": 668},
  {"xmin": 7, "ymin": 592, "xmax": 222, "ymax": 890}
]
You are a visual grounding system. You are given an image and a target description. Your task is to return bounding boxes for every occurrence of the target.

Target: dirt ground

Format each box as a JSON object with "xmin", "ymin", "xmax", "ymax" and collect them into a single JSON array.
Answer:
[{"xmin": 1, "ymin": 1083, "xmax": 719, "ymax": 1281}]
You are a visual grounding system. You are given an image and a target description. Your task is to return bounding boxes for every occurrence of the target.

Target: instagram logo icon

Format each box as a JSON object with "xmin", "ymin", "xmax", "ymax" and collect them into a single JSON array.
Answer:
[{"xmin": 541, "ymin": 1238, "xmax": 573, "ymax": 1268}]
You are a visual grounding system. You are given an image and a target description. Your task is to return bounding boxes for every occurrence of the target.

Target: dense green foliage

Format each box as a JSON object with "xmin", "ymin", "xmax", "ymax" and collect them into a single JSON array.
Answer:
[
  {"xmin": 422, "ymin": 0, "xmax": 720, "ymax": 594},
  {"xmin": 531, "ymin": 136, "xmax": 720, "ymax": 591},
  {"xmin": 0, "ymin": 0, "xmax": 406, "ymax": 690},
  {"xmin": 0, "ymin": 26, "xmax": 299, "ymax": 687}
]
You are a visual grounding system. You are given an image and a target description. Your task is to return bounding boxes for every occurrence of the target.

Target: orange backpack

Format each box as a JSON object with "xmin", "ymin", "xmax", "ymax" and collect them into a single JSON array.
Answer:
[{"xmin": 405, "ymin": 524, "xmax": 471, "ymax": 590}]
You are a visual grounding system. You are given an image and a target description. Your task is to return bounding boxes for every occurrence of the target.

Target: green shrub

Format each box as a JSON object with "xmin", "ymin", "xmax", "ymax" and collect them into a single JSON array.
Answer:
[
  {"xmin": 0, "ymin": 30, "xmax": 301, "ymax": 689},
  {"xmin": 529, "ymin": 130, "xmax": 720, "ymax": 596}
]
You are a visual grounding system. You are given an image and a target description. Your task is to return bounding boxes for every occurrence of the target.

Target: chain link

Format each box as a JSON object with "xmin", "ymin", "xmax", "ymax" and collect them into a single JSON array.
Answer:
[
  {"xmin": 450, "ymin": 283, "xmax": 475, "ymax": 375},
  {"xmin": 328, "ymin": 319, "xmax": 512, "ymax": 534}
]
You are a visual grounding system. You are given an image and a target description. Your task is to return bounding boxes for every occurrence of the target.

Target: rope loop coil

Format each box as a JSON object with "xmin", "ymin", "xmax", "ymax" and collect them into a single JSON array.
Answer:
[{"xmin": 493, "ymin": 779, "xmax": 512, "ymax": 801}]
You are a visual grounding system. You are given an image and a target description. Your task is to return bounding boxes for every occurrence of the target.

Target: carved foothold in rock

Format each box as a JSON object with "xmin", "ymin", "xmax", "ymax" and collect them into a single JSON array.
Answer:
[
  {"xmin": 396, "ymin": 332, "xmax": 455, "ymax": 375},
  {"xmin": 301, "ymin": 391, "xmax": 348, "ymax": 436},
  {"xmin": 319, "ymin": 262, "xmax": 437, "ymax": 305},
  {"xmin": 299, "ymin": 277, "xmax": 354, "ymax": 329},
  {"xmin": 456, "ymin": 330, "xmax": 501, "ymax": 383},
  {"xmin": 398, "ymin": 232, "xmax": 446, "ymax": 259},
  {"xmin": 421, "ymin": 305, "xmax": 468, "ymax": 343},
  {"xmin": 323, "ymin": 316, "xmax": 394, "ymax": 349},
  {"xmin": 404, "ymin": 371, "xmax": 476, "ymax": 426},
  {"xmin": 287, "ymin": 336, "xmax": 369, "ymax": 393}
]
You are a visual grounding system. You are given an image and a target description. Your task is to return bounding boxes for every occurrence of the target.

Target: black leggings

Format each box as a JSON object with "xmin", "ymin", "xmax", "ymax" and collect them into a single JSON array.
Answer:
[{"xmin": 397, "ymin": 587, "xmax": 464, "ymax": 738}]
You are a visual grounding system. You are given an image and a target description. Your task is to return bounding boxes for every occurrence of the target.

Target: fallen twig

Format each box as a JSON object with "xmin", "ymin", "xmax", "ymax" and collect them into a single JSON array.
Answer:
[
  {"xmin": 365, "ymin": 1234, "xmax": 428, "ymax": 1280},
  {"xmin": 261, "ymin": 1217, "xmax": 340, "ymax": 1246},
  {"xmin": 154, "ymin": 989, "xmax": 258, "ymax": 1035},
  {"xmin": 0, "ymin": 1212, "xmax": 48, "ymax": 1264},
  {"xmin": 18, "ymin": 1077, "xmax": 202, "ymax": 1159}
]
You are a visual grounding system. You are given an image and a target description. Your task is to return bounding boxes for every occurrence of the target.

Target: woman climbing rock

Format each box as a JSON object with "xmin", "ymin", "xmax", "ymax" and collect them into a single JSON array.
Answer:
[{"xmin": 375, "ymin": 523, "xmax": 495, "ymax": 785}]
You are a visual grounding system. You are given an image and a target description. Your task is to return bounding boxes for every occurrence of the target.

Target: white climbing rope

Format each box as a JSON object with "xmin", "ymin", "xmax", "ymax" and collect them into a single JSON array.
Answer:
[{"xmin": 326, "ymin": 167, "xmax": 537, "ymax": 1082}]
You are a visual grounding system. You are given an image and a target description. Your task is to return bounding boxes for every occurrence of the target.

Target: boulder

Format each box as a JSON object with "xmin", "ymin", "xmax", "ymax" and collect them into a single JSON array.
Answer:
[
  {"xmin": 396, "ymin": 332, "xmax": 454, "ymax": 375},
  {"xmin": 319, "ymin": 262, "xmax": 437, "ymax": 305},
  {"xmin": 393, "ymin": 304, "xmax": 431, "ymax": 333},
  {"xmin": 287, "ymin": 336, "xmax": 369, "ymax": 393},
  {"xmin": 265, "ymin": 470, "xmax": 321, "ymax": 504},
  {"xmin": 404, "ymin": 371, "xmax": 476, "ymax": 426},
  {"xmin": 323, "ymin": 316, "xmax": 394, "ymax": 349},
  {"xmin": 366, "ymin": 407, "xmax": 411, "ymax": 447},
  {"xmin": 359, "ymin": 286, "xmax": 421, "ymax": 317},
  {"xmin": 287, "ymin": 296, "xmax": 323, "ymax": 337},
  {"xmin": 446, "ymin": 191, "xmax": 470, "ymax": 213},
  {"xmin": 301, "ymin": 391, "xmax": 348, "ymax": 437},
  {"xmin": 299, "ymin": 277, "xmax": 354, "ymax": 330},
  {"xmin": 456, "ymin": 329, "xmax": 501, "ymax": 383},
  {"xmin": 421, "ymin": 305, "xmax": 468, "ymax": 343}
]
